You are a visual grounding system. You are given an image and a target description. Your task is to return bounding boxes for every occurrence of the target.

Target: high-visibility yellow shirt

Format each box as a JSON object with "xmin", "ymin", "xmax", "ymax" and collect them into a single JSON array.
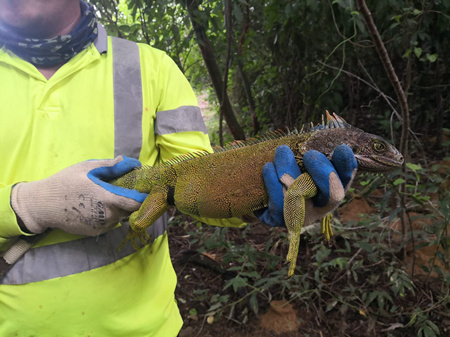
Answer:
[{"xmin": 0, "ymin": 30, "xmax": 213, "ymax": 336}]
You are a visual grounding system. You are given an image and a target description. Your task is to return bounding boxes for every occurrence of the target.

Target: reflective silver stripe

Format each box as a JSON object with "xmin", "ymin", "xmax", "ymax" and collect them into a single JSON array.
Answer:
[
  {"xmin": 111, "ymin": 36, "xmax": 143, "ymax": 158},
  {"xmin": 1, "ymin": 215, "xmax": 168, "ymax": 285},
  {"xmin": 155, "ymin": 105, "xmax": 208, "ymax": 135}
]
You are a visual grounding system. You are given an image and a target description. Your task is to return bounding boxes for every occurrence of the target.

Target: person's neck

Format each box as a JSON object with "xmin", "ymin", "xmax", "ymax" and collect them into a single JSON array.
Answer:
[
  {"xmin": 37, "ymin": 65, "xmax": 63, "ymax": 80},
  {"xmin": 36, "ymin": 5, "xmax": 82, "ymax": 79},
  {"xmin": 50, "ymin": 7, "xmax": 82, "ymax": 37}
]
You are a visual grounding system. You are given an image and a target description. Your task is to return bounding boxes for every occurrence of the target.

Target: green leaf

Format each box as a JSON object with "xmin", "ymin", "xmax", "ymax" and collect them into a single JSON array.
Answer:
[
  {"xmin": 224, "ymin": 276, "xmax": 248, "ymax": 292},
  {"xmin": 420, "ymin": 326, "xmax": 437, "ymax": 337},
  {"xmin": 208, "ymin": 302, "xmax": 223, "ymax": 312},
  {"xmin": 412, "ymin": 193, "xmax": 430, "ymax": 205},
  {"xmin": 403, "ymin": 48, "xmax": 412, "ymax": 58},
  {"xmin": 248, "ymin": 293, "xmax": 259, "ymax": 315},
  {"xmin": 427, "ymin": 320, "xmax": 441, "ymax": 334},
  {"xmin": 358, "ymin": 241, "xmax": 374, "ymax": 253},
  {"xmin": 233, "ymin": 2, "xmax": 243, "ymax": 23},
  {"xmin": 414, "ymin": 47, "xmax": 423, "ymax": 58},
  {"xmin": 219, "ymin": 295, "xmax": 230, "ymax": 303},
  {"xmin": 406, "ymin": 163, "xmax": 422, "ymax": 171},
  {"xmin": 366, "ymin": 291, "xmax": 378, "ymax": 305},
  {"xmin": 326, "ymin": 299, "xmax": 338, "ymax": 312},
  {"xmin": 360, "ymin": 179, "xmax": 371, "ymax": 186},
  {"xmin": 393, "ymin": 178, "xmax": 406, "ymax": 186},
  {"xmin": 426, "ymin": 54, "xmax": 438, "ymax": 62}
]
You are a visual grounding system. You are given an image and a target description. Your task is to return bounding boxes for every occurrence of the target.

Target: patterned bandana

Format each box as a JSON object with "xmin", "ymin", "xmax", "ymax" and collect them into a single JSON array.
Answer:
[{"xmin": 0, "ymin": 1, "xmax": 98, "ymax": 67}]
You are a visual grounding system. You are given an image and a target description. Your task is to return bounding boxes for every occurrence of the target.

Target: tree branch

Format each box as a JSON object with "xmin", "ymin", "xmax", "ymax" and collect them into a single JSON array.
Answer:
[{"xmin": 186, "ymin": 0, "xmax": 245, "ymax": 140}]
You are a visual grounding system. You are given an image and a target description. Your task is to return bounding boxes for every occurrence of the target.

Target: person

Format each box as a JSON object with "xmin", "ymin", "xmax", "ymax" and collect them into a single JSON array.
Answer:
[{"xmin": 0, "ymin": 0, "xmax": 357, "ymax": 336}]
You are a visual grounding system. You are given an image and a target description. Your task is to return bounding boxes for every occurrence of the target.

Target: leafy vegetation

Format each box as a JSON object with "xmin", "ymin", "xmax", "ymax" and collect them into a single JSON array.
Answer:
[
  {"xmin": 89, "ymin": 0, "xmax": 449, "ymax": 335},
  {"xmin": 170, "ymin": 161, "xmax": 449, "ymax": 336}
]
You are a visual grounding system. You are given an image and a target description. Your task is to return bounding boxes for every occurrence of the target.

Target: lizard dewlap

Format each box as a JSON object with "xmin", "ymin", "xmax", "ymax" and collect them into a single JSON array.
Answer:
[{"xmin": 111, "ymin": 112, "xmax": 404, "ymax": 276}]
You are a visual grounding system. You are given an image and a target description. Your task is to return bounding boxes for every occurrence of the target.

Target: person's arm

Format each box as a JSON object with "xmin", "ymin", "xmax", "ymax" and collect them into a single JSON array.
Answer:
[{"xmin": 1, "ymin": 156, "xmax": 147, "ymax": 238}]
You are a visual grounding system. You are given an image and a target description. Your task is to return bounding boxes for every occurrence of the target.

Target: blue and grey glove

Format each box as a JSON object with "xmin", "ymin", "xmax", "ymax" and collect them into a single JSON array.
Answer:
[
  {"xmin": 11, "ymin": 156, "xmax": 147, "ymax": 236},
  {"xmin": 255, "ymin": 145, "xmax": 357, "ymax": 227}
]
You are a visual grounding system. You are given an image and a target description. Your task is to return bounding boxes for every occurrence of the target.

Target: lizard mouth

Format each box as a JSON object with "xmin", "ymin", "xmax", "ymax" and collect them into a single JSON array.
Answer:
[{"xmin": 355, "ymin": 154, "xmax": 404, "ymax": 172}]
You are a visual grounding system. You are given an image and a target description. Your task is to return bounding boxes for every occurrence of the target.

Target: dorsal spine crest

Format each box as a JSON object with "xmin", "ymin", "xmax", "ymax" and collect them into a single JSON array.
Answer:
[{"xmin": 163, "ymin": 112, "xmax": 355, "ymax": 165}]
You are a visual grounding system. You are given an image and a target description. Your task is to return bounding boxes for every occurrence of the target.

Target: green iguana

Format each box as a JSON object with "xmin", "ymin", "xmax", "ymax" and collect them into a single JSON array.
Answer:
[{"xmin": 111, "ymin": 112, "xmax": 404, "ymax": 276}]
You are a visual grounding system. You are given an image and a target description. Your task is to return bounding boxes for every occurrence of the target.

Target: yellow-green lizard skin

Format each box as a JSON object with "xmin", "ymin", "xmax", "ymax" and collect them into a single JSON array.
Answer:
[{"xmin": 111, "ymin": 112, "xmax": 404, "ymax": 276}]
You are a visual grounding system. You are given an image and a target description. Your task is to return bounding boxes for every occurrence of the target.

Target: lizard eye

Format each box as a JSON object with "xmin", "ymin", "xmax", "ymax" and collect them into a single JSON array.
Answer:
[
  {"xmin": 373, "ymin": 141, "xmax": 386, "ymax": 152},
  {"xmin": 352, "ymin": 146, "xmax": 360, "ymax": 154}
]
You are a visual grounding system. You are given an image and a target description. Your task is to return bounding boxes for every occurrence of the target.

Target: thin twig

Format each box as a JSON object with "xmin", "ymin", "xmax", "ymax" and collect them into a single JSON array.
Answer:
[
  {"xmin": 356, "ymin": 0, "xmax": 411, "ymax": 253},
  {"xmin": 327, "ymin": 0, "xmax": 374, "ymax": 49}
]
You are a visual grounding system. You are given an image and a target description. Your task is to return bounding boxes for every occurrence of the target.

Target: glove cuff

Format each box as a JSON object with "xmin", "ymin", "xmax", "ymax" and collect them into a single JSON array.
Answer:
[{"xmin": 11, "ymin": 182, "xmax": 47, "ymax": 234}]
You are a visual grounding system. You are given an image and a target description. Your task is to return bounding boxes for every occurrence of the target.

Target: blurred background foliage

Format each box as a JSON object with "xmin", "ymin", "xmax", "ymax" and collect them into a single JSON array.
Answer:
[{"xmin": 90, "ymin": 0, "xmax": 449, "ymax": 147}]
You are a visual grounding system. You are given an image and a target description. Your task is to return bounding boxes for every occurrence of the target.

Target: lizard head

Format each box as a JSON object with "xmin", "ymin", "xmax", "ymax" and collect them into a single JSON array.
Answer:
[
  {"xmin": 299, "ymin": 112, "xmax": 404, "ymax": 172},
  {"xmin": 349, "ymin": 132, "xmax": 404, "ymax": 172}
]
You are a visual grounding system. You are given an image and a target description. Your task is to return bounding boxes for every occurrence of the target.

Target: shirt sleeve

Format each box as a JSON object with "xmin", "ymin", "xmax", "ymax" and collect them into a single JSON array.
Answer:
[{"xmin": 152, "ymin": 52, "xmax": 213, "ymax": 161}]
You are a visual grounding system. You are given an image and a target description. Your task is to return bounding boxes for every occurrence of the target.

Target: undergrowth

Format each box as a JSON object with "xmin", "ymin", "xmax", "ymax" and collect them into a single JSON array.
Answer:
[{"xmin": 170, "ymin": 158, "xmax": 449, "ymax": 336}]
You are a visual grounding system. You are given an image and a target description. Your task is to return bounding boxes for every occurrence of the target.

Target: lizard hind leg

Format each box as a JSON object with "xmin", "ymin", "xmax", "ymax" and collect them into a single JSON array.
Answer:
[
  {"xmin": 284, "ymin": 173, "xmax": 318, "ymax": 277},
  {"xmin": 119, "ymin": 190, "xmax": 170, "ymax": 250}
]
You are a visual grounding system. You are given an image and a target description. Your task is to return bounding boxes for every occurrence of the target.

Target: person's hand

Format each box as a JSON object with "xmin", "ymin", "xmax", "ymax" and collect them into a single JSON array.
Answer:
[
  {"xmin": 11, "ymin": 156, "xmax": 148, "ymax": 236},
  {"xmin": 254, "ymin": 146, "xmax": 301, "ymax": 227},
  {"xmin": 255, "ymin": 145, "xmax": 357, "ymax": 227}
]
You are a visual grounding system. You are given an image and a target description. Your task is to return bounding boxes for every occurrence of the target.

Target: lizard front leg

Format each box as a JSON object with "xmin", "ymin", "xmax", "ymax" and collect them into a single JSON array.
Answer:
[
  {"xmin": 122, "ymin": 186, "xmax": 170, "ymax": 249},
  {"xmin": 284, "ymin": 172, "xmax": 318, "ymax": 277}
]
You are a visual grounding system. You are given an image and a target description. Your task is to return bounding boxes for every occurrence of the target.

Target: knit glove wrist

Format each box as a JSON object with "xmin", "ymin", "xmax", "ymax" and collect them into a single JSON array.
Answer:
[
  {"xmin": 11, "ymin": 156, "xmax": 147, "ymax": 236},
  {"xmin": 254, "ymin": 145, "xmax": 301, "ymax": 227}
]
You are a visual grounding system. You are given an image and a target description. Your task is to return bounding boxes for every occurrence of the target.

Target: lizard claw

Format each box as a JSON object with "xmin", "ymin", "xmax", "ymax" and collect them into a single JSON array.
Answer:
[
  {"xmin": 118, "ymin": 227, "xmax": 151, "ymax": 251},
  {"xmin": 321, "ymin": 213, "xmax": 334, "ymax": 241}
]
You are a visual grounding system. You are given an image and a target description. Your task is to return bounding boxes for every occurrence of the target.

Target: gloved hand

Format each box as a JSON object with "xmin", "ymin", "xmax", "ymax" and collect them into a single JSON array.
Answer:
[
  {"xmin": 11, "ymin": 156, "xmax": 148, "ymax": 236},
  {"xmin": 255, "ymin": 144, "xmax": 357, "ymax": 227}
]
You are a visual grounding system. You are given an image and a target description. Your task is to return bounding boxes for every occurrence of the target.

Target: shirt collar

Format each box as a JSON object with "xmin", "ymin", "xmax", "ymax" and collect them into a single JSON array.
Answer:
[{"xmin": 94, "ymin": 24, "xmax": 108, "ymax": 54}]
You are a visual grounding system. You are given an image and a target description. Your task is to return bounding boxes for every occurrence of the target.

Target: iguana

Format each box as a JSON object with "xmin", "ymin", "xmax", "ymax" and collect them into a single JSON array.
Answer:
[{"xmin": 111, "ymin": 112, "xmax": 404, "ymax": 276}]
